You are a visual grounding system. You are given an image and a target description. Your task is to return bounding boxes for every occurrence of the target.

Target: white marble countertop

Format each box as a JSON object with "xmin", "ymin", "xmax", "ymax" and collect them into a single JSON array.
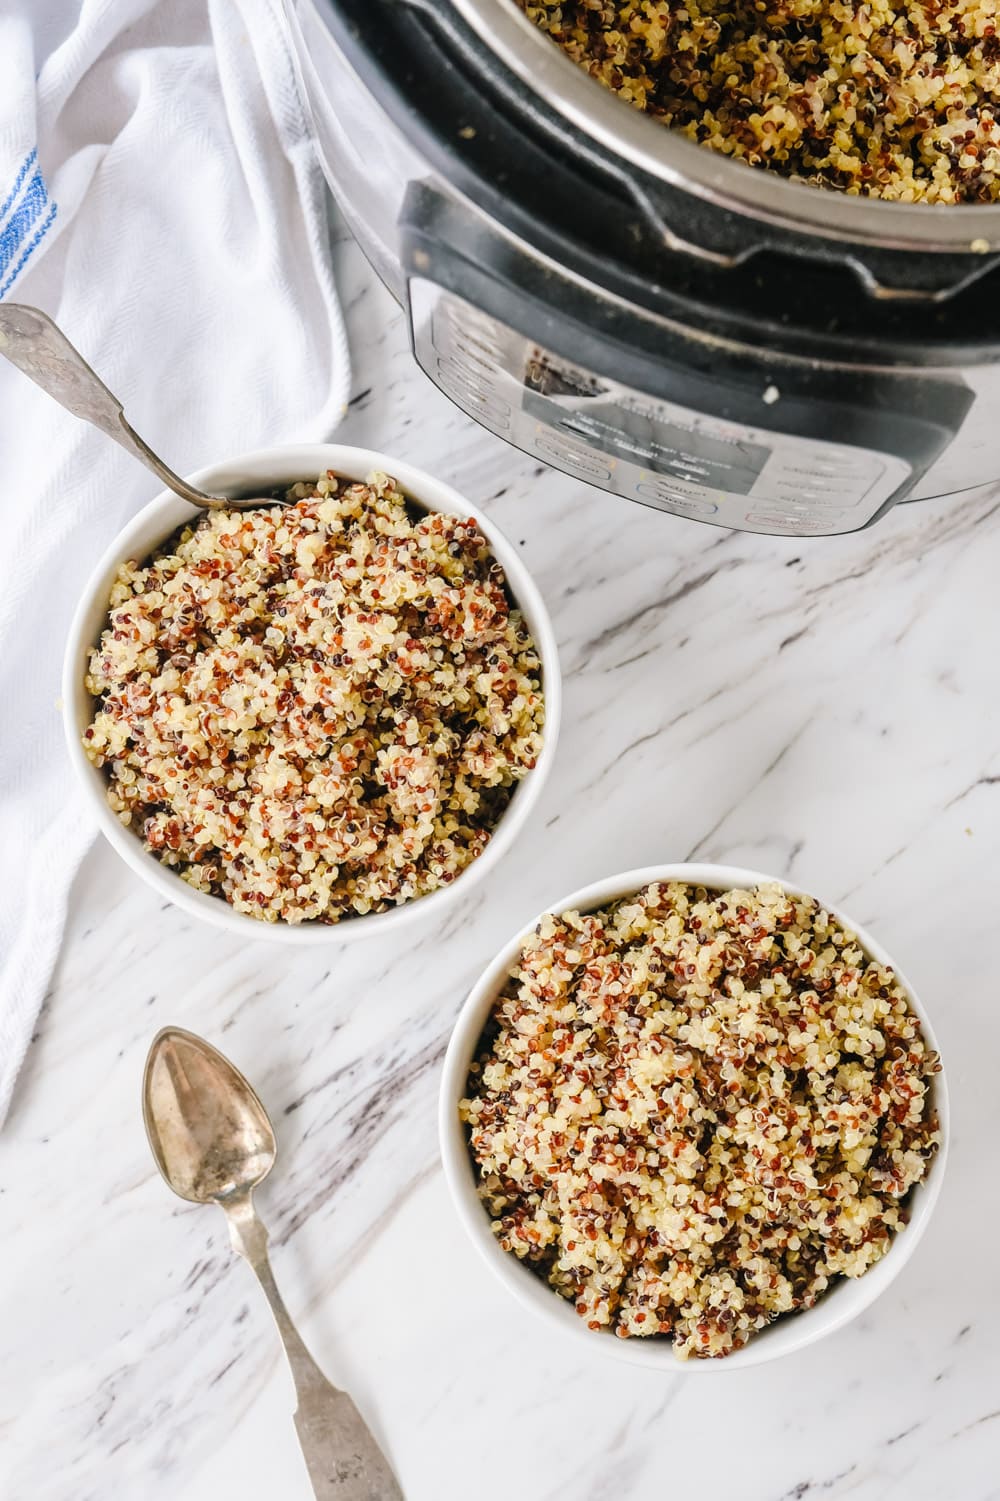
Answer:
[{"xmin": 5, "ymin": 215, "xmax": 1000, "ymax": 1501}]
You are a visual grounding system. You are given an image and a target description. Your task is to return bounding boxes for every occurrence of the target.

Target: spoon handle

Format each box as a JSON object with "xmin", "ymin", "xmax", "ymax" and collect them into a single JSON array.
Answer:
[
  {"xmin": 0, "ymin": 303, "xmax": 228, "ymax": 508},
  {"xmin": 224, "ymin": 1195, "xmax": 404, "ymax": 1501}
]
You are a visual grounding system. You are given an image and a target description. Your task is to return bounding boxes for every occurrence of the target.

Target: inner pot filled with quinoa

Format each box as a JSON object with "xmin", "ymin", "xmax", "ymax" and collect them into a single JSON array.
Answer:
[
  {"xmin": 82, "ymin": 470, "xmax": 546, "ymax": 925},
  {"xmin": 517, "ymin": 0, "xmax": 1000, "ymax": 203},
  {"xmin": 460, "ymin": 879, "xmax": 941, "ymax": 1360}
]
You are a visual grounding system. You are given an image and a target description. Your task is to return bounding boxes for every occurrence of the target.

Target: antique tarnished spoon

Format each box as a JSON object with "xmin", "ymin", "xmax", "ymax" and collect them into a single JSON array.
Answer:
[
  {"xmin": 142, "ymin": 1027, "xmax": 403, "ymax": 1500},
  {"xmin": 0, "ymin": 303, "xmax": 286, "ymax": 509}
]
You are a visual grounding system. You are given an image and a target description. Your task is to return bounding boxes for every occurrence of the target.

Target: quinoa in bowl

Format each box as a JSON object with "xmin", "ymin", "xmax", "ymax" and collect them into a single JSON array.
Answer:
[
  {"xmin": 71, "ymin": 450, "xmax": 557, "ymax": 936},
  {"xmin": 447, "ymin": 868, "xmax": 944, "ymax": 1364}
]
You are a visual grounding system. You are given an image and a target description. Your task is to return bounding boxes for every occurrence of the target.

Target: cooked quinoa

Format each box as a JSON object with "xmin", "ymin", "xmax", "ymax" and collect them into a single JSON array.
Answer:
[
  {"xmin": 518, "ymin": 0, "xmax": 1000, "ymax": 202},
  {"xmin": 83, "ymin": 472, "xmax": 545, "ymax": 924},
  {"xmin": 461, "ymin": 880, "xmax": 940, "ymax": 1358}
]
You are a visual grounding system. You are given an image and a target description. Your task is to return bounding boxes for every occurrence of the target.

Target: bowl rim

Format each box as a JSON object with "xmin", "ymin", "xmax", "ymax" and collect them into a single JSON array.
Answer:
[
  {"xmin": 439, "ymin": 861, "xmax": 949, "ymax": 1371},
  {"xmin": 62, "ymin": 442, "xmax": 562, "ymax": 945}
]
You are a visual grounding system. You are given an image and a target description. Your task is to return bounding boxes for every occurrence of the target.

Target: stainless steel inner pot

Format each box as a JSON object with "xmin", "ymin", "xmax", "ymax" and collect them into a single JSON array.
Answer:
[{"xmin": 449, "ymin": 0, "xmax": 1000, "ymax": 262}]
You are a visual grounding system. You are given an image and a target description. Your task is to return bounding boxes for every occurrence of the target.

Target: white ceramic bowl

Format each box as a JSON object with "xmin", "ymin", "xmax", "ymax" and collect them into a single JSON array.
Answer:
[
  {"xmin": 63, "ymin": 443, "xmax": 561, "ymax": 944},
  {"xmin": 440, "ymin": 862, "xmax": 948, "ymax": 1370}
]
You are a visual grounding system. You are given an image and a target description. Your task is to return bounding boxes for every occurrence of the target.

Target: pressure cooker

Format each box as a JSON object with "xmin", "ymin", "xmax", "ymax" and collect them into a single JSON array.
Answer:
[{"xmin": 282, "ymin": 0, "xmax": 1000, "ymax": 537}]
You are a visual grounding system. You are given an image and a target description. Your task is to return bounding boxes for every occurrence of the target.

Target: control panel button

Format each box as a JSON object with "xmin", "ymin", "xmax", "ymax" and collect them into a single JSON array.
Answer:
[
  {"xmin": 534, "ymin": 430, "xmax": 613, "ymax": 481},
  {"xmin": 745, "ymin": 511, "xmax": 848, "ymax": 532},
  {"xmin": 636, "ymin": 481, "xmax": 718, "ymax": 516},
  {"xmin": 434, "ymin": 358, "xmax": 511, "ymax": 430}
]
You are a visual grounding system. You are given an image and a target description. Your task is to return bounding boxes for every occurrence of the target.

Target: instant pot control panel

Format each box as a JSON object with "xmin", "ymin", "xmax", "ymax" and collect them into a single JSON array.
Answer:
[
  {"xmin": 411, "ymin": 279, "xmax": 919, "ymax": 537},
  {"xmin": 402, "ymin": 182, "xmax": 973, "ymax": 540}
]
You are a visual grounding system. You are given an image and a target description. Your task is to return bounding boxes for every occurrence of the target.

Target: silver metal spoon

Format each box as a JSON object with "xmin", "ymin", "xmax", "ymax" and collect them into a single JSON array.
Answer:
[
  {"xmin": 0, "ymin": 303, "xmax": 284, "ymax": 509},
  {"xmin": 143, "ymin": 1027, "xmax": 404, "ymax": 1501}
]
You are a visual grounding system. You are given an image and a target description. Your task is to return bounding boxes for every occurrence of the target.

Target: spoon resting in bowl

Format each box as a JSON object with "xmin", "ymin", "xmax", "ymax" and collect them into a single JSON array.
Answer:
[
  {"xmin": 0, "ymin": 304, "xmax": 285, "ymax": 510},
  {"xmin": 143, "ymin": 1027, "xmax": 403, "ymax": 1501}
]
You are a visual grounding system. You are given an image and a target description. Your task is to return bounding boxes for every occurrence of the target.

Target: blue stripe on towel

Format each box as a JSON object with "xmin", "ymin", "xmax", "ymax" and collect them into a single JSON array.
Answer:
[
  {"xmin": 0, "ymin": 171, "xmax": 50, "ymax": 281},
  {"xmin": 0, "ymin": 148, "xmax": 38, "ymax": 226},
  {"xmin": 0, "ymin": 199, "xmax": 57, "ymax": 300}
]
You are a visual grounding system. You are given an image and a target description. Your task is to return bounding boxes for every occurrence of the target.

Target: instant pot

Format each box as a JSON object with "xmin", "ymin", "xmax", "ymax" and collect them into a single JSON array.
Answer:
[{"xmin": 283, "ymin": 0, "xmax": 1000, "ymax": 537}]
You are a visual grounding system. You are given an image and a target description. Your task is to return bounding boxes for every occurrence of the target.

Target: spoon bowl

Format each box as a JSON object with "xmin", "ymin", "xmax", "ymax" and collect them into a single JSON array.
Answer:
[{"xmin": 143, "ymin": 1028, "xmax": 276, "ymax": 1204}]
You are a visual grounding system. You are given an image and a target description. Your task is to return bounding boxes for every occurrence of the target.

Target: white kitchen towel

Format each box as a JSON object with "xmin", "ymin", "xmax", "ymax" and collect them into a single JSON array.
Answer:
[{"xmin": 0, "ymin": 0, "xmax": 351, "ymax": 1123}]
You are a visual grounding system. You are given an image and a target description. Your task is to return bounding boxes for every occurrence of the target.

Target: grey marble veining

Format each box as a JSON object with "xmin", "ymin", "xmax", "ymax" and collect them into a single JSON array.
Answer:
[{"xmin": 3, "ymin": 214, "xmax": 1000, "ymax": 1501}]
